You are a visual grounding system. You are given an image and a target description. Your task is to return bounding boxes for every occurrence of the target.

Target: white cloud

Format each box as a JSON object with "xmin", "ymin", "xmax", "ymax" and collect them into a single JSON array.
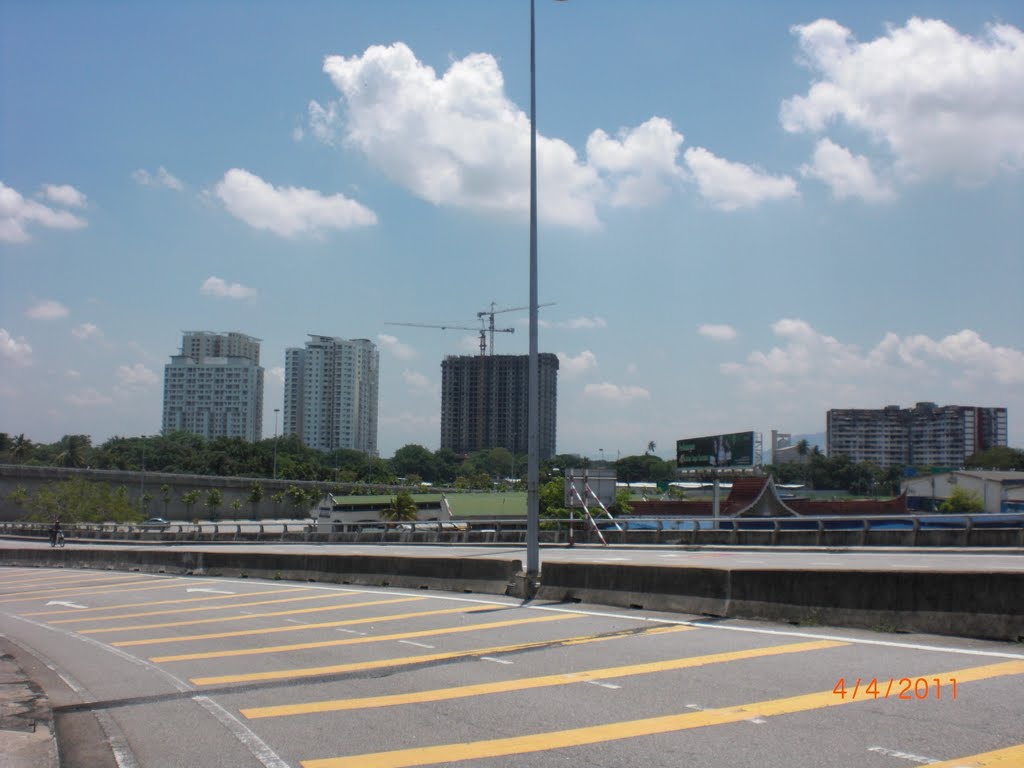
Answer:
[
  {"xmin": 698, "ymin": 323, "xmax": 738, "ymax": 342},
  {"xmin": 683, "ymin": 147, "xmax": 798, "ymax": 211},
  {"xmin": 402, "ymin": 369, "xmax": 439, "ymax": 397},
  {"xmin": 41, "ymin": 184, "xmax": 87, "ymax": 208},
  {"xmin": 583, "ymin": 382, "xmax": 651, "ymax": 404},
  {"xmin": 0, "ymin": 329, "xmax": 32, "ymax": 366},
  {"xmin": 268, "ymin": 366, "xmax": 285, "ymax": 384},
  {"xmin": 66, "ymin": 388, "xmax": 113, "ymax": 407},
  {"xmin": 0, "ymin": 181, "xmax": 87, "ymax": 243},
  {"xmin": 800, "ymin": 139, "xmax": 896, "ymax": 202},
  {"xmin": 131, "ymin": 166, "xmax": 184, "ymax": 190},
  {"xmin": 71, "ymin": 323, "xmax": 102, "ymax": 340},
  {"xmin": 312, "ymin": 43, "xmax": 688, "ymax": 229},
  {"xmin": 540, "ymin": 316, "xmax": 608, "ymax": 330},
  {"xmin": 25, "ymin": 299, "xmax": 69, "ymax": 320},
  {"xmin": 213, "ymin": 168, "xmax": 377, "ymax": 238},
  {"xmin": 721, "ymin": 320, "xmax": 1024, "ymax": 396},
  {"xmin": 557, "ymin": 350, "xmax": 597, "ymax": 378},
  {"xmin": 782, "ymin": 18, "xmax": 1024, "ymax": 184},
  {"xmin": 377, "ymin": 333, "xmax": 417, "ymax": 360},
  {"xmin": 66, "ymin": 369, "xmax": 81, "ymax": 379},
  {"xmin": 201, "ymin": 276, "xmax": 257, "ymax": 300},
  {"xmin": 116, "ymin": 363, "xmax": 159, "ymax": 389}
]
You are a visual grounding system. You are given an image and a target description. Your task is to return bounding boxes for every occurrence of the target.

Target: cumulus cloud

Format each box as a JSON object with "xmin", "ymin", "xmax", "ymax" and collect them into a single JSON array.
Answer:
[
  {"xmin": 583, "ymin": 382, "xmax": 651, "ymax": 404},
  {"xmin": 71, "ymin": 323, "xmax": 102, "ymax": 340},
  {"xmin": 557, "ymin": 350, "xmax": 597, "ymax": 378},
  {"xmin": 66, "ymin": 388, "xmax": 113, "ymax": 407},
  {"xmin": 268, "ymin": 366, "xmax": 285, "ymax": 384},
  {"xmin": 402, "ymin": 369, "xmax": 438, "ymax": 397},
  {"xmin": 25, "ymin": 300, "xmax": 69, "ymax": 320},
  {"xmin": 201, "ymin": 276, "xmax": 256, "ymax": 300},
  {"xmin": 310, "ymin": 43, "xmax": 692, "ymax": 228},
  {"xmin": 116, "ymin": 363, "xmax": 159, "ymax": 388},
  {"xmin": 698, "ymin": 323, "xmax": 738, "ymax": 342},
  {"xmin": 800, "ymin": 139, "xmax": 896, "ymax": 201},
  {"xmin": 213, "ymin": 168, "xmax": 377, "ymax": 238},
  {"xmin": 378, "ymin": 333, "xmax": 417, "ymax": 360},
  {"xmin": 683, "ymin": 147, "xmax": 798, "ymax": 210},
  {"xmin": 41, "ymin": 184, "xmax": 87, "ymax": 208},
  {"xmin": 540, "ymin": 316, "xmax": 608, "ymax": 330},
  {"xmin": 131, "ymin": 166, "xmax": 184, "ymax": 190},
  {"xmin": 0, "ymin": 181, "xmax": 87, "ymax": 243},
  {"xmin": 721, "ymin": 319, "xmax": 1024, "ymax": 395},
  {"xmin": 0, "ymin": 329, "xmax": 32, "ymax": 366},
  {"xmin": 782, "ymin": 18, "xmax": 1024, "ymax": 185}
]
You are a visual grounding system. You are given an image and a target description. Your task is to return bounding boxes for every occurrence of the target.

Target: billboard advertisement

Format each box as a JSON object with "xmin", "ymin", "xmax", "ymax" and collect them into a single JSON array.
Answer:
[{"xmin": 676, "ymin": 431, "xmax": 755, "ymax": 468}]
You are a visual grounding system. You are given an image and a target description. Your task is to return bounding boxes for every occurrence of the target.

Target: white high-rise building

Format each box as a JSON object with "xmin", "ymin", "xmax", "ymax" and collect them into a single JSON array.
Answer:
[
  {"xmin": 162, "ymin": 331, "xmax": 264, "ymax": 442},
  {"xmin": 283, "ymin": 335, "xmax": 379, "ymax": 454}
]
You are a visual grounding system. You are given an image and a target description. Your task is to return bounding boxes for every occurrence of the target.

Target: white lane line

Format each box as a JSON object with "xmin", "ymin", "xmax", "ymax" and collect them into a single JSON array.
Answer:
[
  {"xmin": 336, "ymin": 628, "xmax": 366, "ymax": 635},
  {"xmin": 868, "ymin": 746, "xmax": 940, "ymax": 764},
  {"xmin": 399, "ymin": 640, "xmax": 435, "ymax": 649},
  {"xmin": 204, "ymin": 577, "xmax": 1024, "ymax": 660},
  {"xmin": 480, "ymin": 656, "xmax": 514, "ymax": 665},
  {"xmin": 587, "ymin": 681, "xmax": 621, "ymax": 690}
]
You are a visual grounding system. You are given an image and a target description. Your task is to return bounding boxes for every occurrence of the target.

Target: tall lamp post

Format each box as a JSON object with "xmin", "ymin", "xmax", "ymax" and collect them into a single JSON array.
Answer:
[
  {"xmin": 528, "ymin": 0, "xmax": 569, "ymax": 581},
  {"xmin": 272, "ymin": 408, "xmax": 280, "ymax": 479}
]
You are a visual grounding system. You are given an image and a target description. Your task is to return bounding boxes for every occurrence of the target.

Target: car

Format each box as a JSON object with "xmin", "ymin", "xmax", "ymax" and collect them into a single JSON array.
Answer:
[{"xmin": 139, "ymin": 517, "xmax": 171, "ymax": 529}]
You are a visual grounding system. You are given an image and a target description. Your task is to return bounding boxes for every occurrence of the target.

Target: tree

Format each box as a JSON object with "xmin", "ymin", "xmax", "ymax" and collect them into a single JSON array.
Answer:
[
  {"xmin": 965, "ymin": 446, "xmax": 1024, "ymax": 471},
  {"xmin": 181, "ymin": 490, "xmax": 201, "ymax": 520},
  {"xmin": 939, "ymin": 486, "xmax": 985, "ymax": 513},
  {"xmin": 391, "ymin": 444, "xmax": 437, "ymax": 482},
  {"xmin": 56, "ymin": 434, "xmax": 92, "ymax": 468},
  {"xmin": 247, "ymin": 482, "xmax": 265, "ymax": 519},
  {"xmin": 160, "ymin": 484, "xmax": 173, "ymax": 516},
  {"xmin": 10, "ymin": 434, "xmax": 33, "ymax": 464},
  {"xmin": 8, "ymin": 477, "xmax": 139, "ymax": 523},
  {"xmin": 609, "ymin": 488, "xmax": 633, "ymax": 516},
  {"xmin": 646, "ymin": 441, "xmax": 656, "ymax": 456},
  {"xmin": 382, "ymin": 491, "xmax": 418, "ymax": 522},
  {"xmin": 230, "ymin": 499, "xmax": 244, "ymax": 519},
  {"xmin": 205, "ymin": 488, "xmax": 223, "ymax": 521}
]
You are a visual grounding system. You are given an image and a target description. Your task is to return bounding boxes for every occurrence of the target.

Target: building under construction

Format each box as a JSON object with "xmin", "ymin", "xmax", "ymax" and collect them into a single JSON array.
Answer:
[{"xmin": 440, "ymin": 353, "xmax": 559, "ymax": 459}]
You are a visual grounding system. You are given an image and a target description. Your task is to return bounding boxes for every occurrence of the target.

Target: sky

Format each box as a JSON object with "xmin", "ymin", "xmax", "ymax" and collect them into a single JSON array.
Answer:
[{"xmin": 2, "ymin": 0, "xmax": 1023, "ymax": 460}]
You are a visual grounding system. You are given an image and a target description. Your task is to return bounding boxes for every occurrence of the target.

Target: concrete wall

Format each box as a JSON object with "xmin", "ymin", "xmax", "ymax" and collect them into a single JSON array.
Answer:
[{"xmin": 535, "ymin": 561, "xmax": 1024, "ymax": 642}]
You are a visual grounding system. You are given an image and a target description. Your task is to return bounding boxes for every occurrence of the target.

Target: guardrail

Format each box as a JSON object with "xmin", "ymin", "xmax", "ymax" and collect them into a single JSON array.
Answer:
[{"xmin": 2, "ymin": 513, "xmax": 1023, "ymax": 547}]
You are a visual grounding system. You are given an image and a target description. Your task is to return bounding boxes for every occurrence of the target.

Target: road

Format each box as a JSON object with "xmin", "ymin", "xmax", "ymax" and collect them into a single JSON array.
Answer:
[{"xmin": 1, "ymin": 563, "xmax": 1022, "ymax": 768}]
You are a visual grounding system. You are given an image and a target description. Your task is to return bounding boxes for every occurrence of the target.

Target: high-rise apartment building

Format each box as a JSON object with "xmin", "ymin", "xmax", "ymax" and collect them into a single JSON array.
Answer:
[
  {"xmin": 284, "ymin": 335, "xmax": 379, "ymax": 454},
  {"xmin": 440, "ymin": 353, "xmax": 558, "ymax": 459},
  {"xmin": 162, "ymin": 331, "xmax": 264, "ymax": 442},
  {"xmin": 827, "ymin": 402, "xmax": 1008, "ymax": 468}
]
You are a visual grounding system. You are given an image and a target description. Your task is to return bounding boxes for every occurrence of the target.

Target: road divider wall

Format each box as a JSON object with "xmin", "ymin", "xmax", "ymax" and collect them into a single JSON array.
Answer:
[{"xmin": 535, "ymin": 561, "xmax": 1024, "ymax": 642}]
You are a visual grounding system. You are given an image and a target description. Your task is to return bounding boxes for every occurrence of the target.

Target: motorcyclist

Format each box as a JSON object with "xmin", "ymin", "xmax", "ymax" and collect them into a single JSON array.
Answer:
[{"xmin": 49, "ymin": 519, "xmax": 63, "ymax": 546}]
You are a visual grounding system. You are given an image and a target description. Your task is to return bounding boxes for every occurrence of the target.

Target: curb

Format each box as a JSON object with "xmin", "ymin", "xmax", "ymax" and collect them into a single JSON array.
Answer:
[{"xmin": 0, "ymin": 638, "xmax": 59, "ymax": 768}]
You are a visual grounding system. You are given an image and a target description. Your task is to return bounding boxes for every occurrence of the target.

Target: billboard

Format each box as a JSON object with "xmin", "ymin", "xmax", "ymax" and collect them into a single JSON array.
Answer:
[
  {"xmin": 676, "ymin": 431, "xmax": 755, "ymax": 469},
  {"xmin": 564, "ymin": 469, "xmax": 617, "ymax": 508}
]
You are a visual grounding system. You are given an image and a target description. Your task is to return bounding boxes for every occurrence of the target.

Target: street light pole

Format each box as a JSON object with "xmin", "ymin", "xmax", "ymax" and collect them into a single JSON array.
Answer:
[
  {"xmin": 272, "ymin": 408, "xmax": 280, "ymax": 479},
  {"xmin": 526, "ymin": 0, "xmax": 541, "ymax": 581}
]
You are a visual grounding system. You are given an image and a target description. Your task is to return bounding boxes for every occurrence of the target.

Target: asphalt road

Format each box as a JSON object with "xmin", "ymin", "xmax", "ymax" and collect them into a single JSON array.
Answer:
[{"xmin": 1, "ymin": 565, "xmax": 1022, "ymax": 768}]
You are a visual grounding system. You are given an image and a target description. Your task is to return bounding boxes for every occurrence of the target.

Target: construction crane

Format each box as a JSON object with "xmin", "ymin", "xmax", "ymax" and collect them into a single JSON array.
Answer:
[
  {"xmin": 384, "ymin": 320, "xmax": 513, "ymax": 357},
  {"xmin": 477, "ymin": 302, "xmax": 555, "ymax": 355}
]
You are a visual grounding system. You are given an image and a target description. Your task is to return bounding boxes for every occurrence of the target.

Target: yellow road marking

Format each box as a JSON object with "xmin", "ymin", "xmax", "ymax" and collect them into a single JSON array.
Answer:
[
  {"xmin": 0, "ymin": 577, "xmax": 187, "ymax": 603},
  {"xmin": 149, "ymin": 611, "xmax": 574, "ymax": 659},
  {"xmin": 243, "ymin": 639, "xmax": 846, "ymax": 719},
  {"xmin": 26, "ymin": 587, "xmax": 313, "ymax": 617},
  {"xmin": 927, "ymin": 744, "xmax": 1024, "ymax": 767},
  {"xmin": 300, "ymin": 660, "xmax": 1024, "ymax": 768},
  {"xmin": 0, "ymin": 571, "xmax": 128, "ymax": 588},
  {"xmin": 189, "ymin": 623, "xmax": 687, "ymax": 686},
  {"xmin": 79, "ymin": 592, "xmax": 382, "ymax": 632},
  {"xmin": 112, "ymin": 597, "xmax": 428, "ymax": 647}
]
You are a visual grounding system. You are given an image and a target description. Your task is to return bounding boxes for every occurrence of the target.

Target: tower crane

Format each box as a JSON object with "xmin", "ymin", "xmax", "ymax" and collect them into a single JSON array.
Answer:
[
  {"xmin": 384, "ymin": 321, "xmax": 513, "ymax": 357},
  {"xmin": 477, "ymin": 302, "xmax": 555, "ymax": 355}
]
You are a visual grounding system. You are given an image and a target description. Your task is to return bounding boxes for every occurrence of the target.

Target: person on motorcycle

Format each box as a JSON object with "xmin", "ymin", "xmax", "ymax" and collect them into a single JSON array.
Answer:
[{"xmin": 50, "ymin": 519, "xmax": 63, "ymax": 546}]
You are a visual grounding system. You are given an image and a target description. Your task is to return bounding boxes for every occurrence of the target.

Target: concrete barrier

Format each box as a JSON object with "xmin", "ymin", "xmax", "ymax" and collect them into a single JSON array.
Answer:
[
  {"xmin": 535, "ymin": 561, "xmax": 1024, "ymax": 642},
  {"xmin": 0, "ymin": 547, "xmax": 523, "ymax": 596}
]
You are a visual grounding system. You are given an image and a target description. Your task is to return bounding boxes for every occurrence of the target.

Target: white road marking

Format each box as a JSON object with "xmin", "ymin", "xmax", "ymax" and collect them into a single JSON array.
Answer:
[
  {"xmin": 45, "ymin": 600, "xmax": 87, "ymax": 608},
  {"xmin": 336, "ymin": 628, "xmax": 366, "ymax": 635},
  {"xmin": 399, "ymin": 640, "xmax": 435, "ymax": 649},
  {"xmin": 868, "ymin": 746, "xmax": 940, "ymax": 764},
  {"xmin": 186, "ymin": 587, "xmax": 235, "ymax": 594},
  {"xmin": 587, "ymin": 680, "xmax": 621, "ymax": 690},
  {"xmin": 480, "ymin": 656, "xmax": 514, "ymax": 665}
]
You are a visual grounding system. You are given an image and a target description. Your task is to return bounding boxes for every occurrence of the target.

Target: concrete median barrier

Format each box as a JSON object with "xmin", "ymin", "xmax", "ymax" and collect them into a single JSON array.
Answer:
[
  {"xmin": 0, "ymin": 547, "xmax": 523, "ymax": 596},
  {"xmin": 535, "ymin": 561, "xmax": 1024, "ymax": 642}
]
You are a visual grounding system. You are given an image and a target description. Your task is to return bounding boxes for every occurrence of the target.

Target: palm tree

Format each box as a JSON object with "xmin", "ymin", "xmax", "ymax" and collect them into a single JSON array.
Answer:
[
  {"xmin": 646, "ymin": 440, "xmax": 656, "ymax": 456},
  {"xmin": 11, "ymin": 434, "xmax": 33, "ymax": 464},
  {"xmin": 382, "ymin": 492, "xmax": 418, "ymax": 522}
]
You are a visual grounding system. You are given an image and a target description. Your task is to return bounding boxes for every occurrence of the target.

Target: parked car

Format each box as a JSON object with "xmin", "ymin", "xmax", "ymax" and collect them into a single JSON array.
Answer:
[{"xmin": 139, "ymin": 517, "xmax": 171, "ymax": 529}]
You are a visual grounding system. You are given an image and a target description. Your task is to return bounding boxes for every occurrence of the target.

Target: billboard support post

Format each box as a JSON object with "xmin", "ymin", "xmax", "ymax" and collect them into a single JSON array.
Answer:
[{"xmin": 712, "ymin": 475, "xmax": 720, "ymax": 522}]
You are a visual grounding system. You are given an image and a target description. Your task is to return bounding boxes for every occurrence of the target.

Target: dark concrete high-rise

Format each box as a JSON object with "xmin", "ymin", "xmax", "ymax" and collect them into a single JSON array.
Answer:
[{"xmin": 441, "ymin": 353, "xmax": 558, "ymax": 459}]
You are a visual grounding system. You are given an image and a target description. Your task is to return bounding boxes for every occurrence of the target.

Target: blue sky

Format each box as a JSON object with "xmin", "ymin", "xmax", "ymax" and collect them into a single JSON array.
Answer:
[{"xmin": 2, "ymin": 0, "xmax": 1022, "ymax": 458}]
